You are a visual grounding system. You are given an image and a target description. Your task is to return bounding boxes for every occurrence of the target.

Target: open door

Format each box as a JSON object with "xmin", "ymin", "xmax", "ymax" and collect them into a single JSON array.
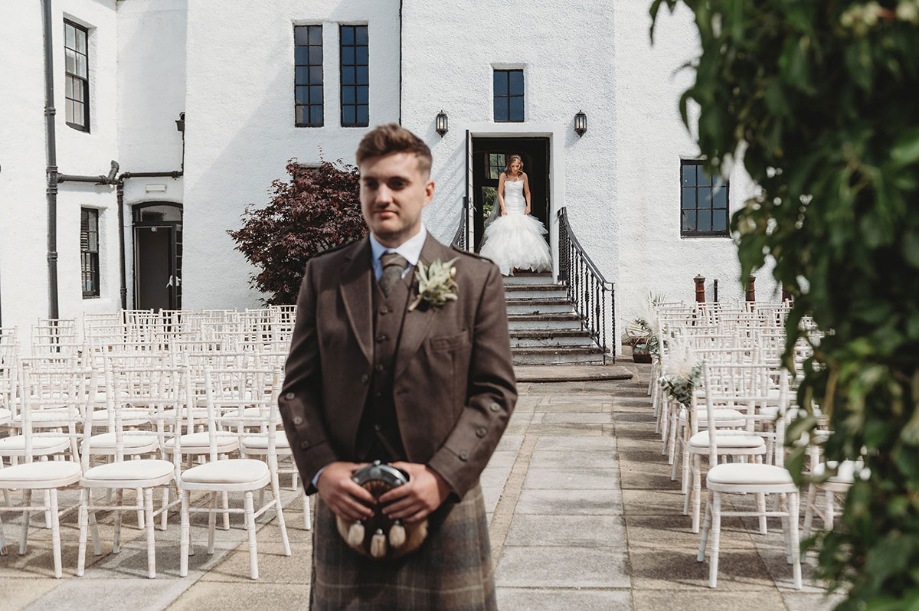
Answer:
[{"xmin": 133, "ymin": 203, "xmax": 183, "ymax": 311}]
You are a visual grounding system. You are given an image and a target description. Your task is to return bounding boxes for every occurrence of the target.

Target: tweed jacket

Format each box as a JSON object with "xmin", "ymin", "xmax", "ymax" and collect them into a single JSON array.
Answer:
[{"xmin": 279, "ymin": 233, "xmax": 517, "ymax": 499}]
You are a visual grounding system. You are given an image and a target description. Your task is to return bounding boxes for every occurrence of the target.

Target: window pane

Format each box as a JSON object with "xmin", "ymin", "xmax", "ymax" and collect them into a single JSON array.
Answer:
[
  {"xmin": 341, "ymin": 46, "xmax": 354, "ymax": 65},
  {"xmin": 356, "ymin": 85, "xmax": 368, "ymax": 104},
  {"xmin": 682, "ymin": 188, "xmax": 695, "ymax": 210},
  {"xmin": 66, "ymin": 99, "xmax": 74, "ymax": 123},
  {"xmin": 497, "ymin": 154, "xmax": 505, "ymax": 167},
  {"xmin": 341, "ymin": 26, "xmax": 354, "ymax": 45},
  {"xmin": 295, "ymin": 66, "xmax": 310, "ymax": 84},
  {"xmin": 509, "ymin": 96, "xmax": 524, "ymax": 121},
  {"xmin": 343, "ymin": 105, "xmax": 356, "ymax": 125},
  {"xmin": 356, "ymin": 105, "xmax": 368, "ymax": 125},
  {"xmin": 494, "ymin": 71, "xmax": 507, "ymax": 96},
  {"xmin": 355, "ymin": 45, "xmax": 368, "ymax": 65},
  {"xmin": 698, "ymin": 210, "xmax": 712, "ymax": 231},
  {"xmin": 66, "ymin": 49, "xmax": 76, "ymax": 74},
  {"xmin": 296, "ymin": 105, "xmax": 307, "ymax": 123},
  {"xmin": 76, "ymin": 28, "xmax": 86, "ymax": 53},
  {"xmin": 310, "ymin": 66, "xmax": 322, "ymax": 83},
  {"xmin": 355, "ymin": 26, "xmax": 368, "ymax": 45},
  {"xmin": 309, "ymin": 85, "xmax": 323, "ymax": 104},
  {"xmin": 495, "ymin": 97, "xmax": 508, "ymax": 122},
  {"xmin": 77, "ymin": 54, "xmax": 88, "ymax": 78},
  {"xmin": 65, "ymin": 23, "xmax": 75, "ymax": 48},
  {"xmin": 309, "ymin": 46, "xmax": 322, "ymax": 65},
  {"xmin": 682, "ymin": 211, "xmax": 696, "ymax": 232},
  {"xmin": 509, "ymin": 71, "xmax": 524, "ymax": 95},
  {"xmin": 342, "ymin": 67, "xmax": 355, "ymax": 85},
  {"xmin": 294, "ymin": 26, "xmax": 310, "ymax": 46},
  {"xmin": 65, "ymin": 76, "xmax": 73, "ymax": 98},
  {"xmin": 342, "ymin": 86, "xmax": 355, "ymax": 104},
  {"xmin": 310, "ymin": 105, "xmax": 323, "ymax": 125},
  {"xmin": 698, "ymin": 187, "xmax": 712, "ymax": 208},
  {"xmin": 712, "ymin": 186, "xmax": 727, "ymax": 209},
  {"xmin": 682, "ymin": 163, "xmax": 696, "ymax": 186},
  {"xmin": 356, "ymin": 65, "xmax": 368, "ymax": 84},
  {"xmin": 713, "ymin": 211, "xmax": 728, "ymax": 232},
  {"xmin": 73, "ymin": 79, "xmax": 84, "ymax": 102},
  {"xmin": 698, "ymin": 166, "xmax": 713, "ymax": 186},
  {"xmin": 309, "ymin": 25, "xmax": 322, "ymax": 45},
  {"xmin": 295, "ymin": 47, "xmax": 311, "ymax": 65},
  {"xmin": 73, "ymin": 101, "xmax": 84, "ymax": 126}
]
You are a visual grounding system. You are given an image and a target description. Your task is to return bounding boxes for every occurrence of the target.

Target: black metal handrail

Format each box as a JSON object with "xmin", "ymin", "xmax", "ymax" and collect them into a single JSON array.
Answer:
[
  {"xmin": 451, "ymin": 196, "xmax": 468, "ymax": 249},
  {"xmin": 557, "ymin": 207, "xmax": 616, "ymax": 363}
]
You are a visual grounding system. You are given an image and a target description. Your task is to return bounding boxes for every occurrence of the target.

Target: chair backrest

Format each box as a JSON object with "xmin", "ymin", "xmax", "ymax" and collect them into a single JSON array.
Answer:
[
  {"xmin": 18, "ymin": 360, "xmax": 90, "ymax": 463},
  {"xmin": 202, "ymin": 367, "xmax": 282, "ymax": 464}
]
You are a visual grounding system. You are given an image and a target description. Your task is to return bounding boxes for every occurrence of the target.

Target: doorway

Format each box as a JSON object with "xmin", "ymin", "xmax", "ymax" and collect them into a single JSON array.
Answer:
[
  {"xmin": 471, "ymin": 137, "xmax": 550, "ymax": 253},
  {"xmin": 133, "ymin": 203, "xmax": 183, "ymax": 311}
]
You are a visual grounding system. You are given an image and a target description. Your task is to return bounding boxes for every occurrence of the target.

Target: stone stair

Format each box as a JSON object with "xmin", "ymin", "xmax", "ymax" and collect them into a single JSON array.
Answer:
[{"xmin": 504, "ymin": 271, "xmax": 605, "ymax": 365}]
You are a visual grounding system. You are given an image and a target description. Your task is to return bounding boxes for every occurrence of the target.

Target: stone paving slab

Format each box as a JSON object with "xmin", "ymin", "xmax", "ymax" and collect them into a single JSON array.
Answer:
[
  {"xmin": 497, "ymin": 587, "xmax": 632, "ymax": 611},
  {"xmin": 515, "ymin": 489, "xmax": 624, "ymax": 516},
  {"xmin": 496, "ymin": 546, "xmax": 631, "ymax": 588}
]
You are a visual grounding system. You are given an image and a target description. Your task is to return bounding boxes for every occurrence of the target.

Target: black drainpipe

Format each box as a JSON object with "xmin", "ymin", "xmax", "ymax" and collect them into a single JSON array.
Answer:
[
  {"xmin": 41, "ymin": 0, "xmax": 60, "ymax": 319},
  {"xmin": 398, "ymin": 0, "xmax": 403, "ymax": 125}
]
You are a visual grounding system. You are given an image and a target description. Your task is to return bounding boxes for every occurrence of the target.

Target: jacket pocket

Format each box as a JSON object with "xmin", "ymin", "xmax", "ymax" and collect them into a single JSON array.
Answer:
[{"xmin": 429, "ymin": 330, "xmax": 469, "ymax": 352}]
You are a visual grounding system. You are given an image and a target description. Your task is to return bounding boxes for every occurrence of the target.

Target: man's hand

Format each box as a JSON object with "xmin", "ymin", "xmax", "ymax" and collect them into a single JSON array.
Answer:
[
  {"xmin": 316, "ymin": 461, "xmax": 375, "ymax": 522},
  {"xmin": 378, "ymin": 463, "xmax": 450, "ymax": 524}
]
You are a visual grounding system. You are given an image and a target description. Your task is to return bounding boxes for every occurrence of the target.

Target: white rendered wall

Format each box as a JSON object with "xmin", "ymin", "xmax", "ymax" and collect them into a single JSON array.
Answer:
[
  {"xmin": 182, "ymin": 0, "xmax": 400, "ymax": 310},
  {"xmin": 0, "ymin": 0, "xmax": 122, "ymax": 336}
]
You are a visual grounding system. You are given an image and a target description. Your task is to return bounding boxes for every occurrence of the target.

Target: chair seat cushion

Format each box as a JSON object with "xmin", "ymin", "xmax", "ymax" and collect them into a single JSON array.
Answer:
[
  {"xmin": 181, "ymin": 459, "xmax": 269, "ymax": 484},
  {"xmin": 240, "ymin": 434, "xmax": 290, "ymax": 451},
  {"xmin": 12, "ymin": 409, "xmax": 77, "ymax": 425},
  {"xmin": 0, "ymin": 435, "xmax": 70, "ymax": 452},
  {"xmin": 707, "ymin": 463, "xmax": 793, "ymax": 486},
  {"xmin": 688, "ymin": 430, "xmax": 766, "ymax": 449},
  {"xmin": 0, "ymin": 460, "xmax": 82, "ymax": 485},
  {"xmin": 164, "ymin": 432, "xmax": 238, "ymax": 450},
  {"xmin": 89, "ymin": 409, "xmax": 150, "ymax": 425},
  {"xmin": 813, "ymin": 460, "xmax": 866, "ymax": 484},
  {"xmin": 680, "ymin": 408, "xmax": 745, "ymax": 424},
  {"xmin": 83, "ymin": 459, "xmax": 175, "ymax": 482},
  {"xmin": 0, "ymin": 408, "xmax": 11, "ymax": 423},
  {"xmin": 87, "ymin": 432, "xmax": 159, "ymax": 450}
]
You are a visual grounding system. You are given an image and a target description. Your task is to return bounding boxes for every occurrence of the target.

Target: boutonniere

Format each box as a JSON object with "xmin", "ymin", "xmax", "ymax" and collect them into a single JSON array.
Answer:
[{"xmin": 408, "ymin": 257, "xmax": 459, "ymax": 311}]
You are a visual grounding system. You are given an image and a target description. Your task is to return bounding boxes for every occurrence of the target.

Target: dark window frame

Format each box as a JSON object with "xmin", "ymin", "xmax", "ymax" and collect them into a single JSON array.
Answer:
[
  {"xmin": 488, "ymin": 153, "xmax": 506, "ymax": 180},
  {"xmin": 294, "ymin": 24, "xmax": 323, "ymax": 127},
  {"xmin": 680, "ymin": 159, "xmax": 730, "ymax": 237},
  {"xmin": 81, "ymin": 208, "xmax": 100, "ymax": 298},
  {"xmin": 339, "ymin": 24, "xmax": 369, "ymax": 128},
  {"xmin": 64, "ymin": 19, "xmax": 90, "ymax": 132},
  {"xmin": 493, "ymin": 69, "xmax": 525, "ymax": 123}
]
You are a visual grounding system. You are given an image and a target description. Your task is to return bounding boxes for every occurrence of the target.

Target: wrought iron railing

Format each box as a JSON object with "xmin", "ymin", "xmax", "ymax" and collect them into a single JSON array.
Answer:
[
  {"xmin": 451, "ymin": 196, "xmax": 468, "ymax": 250},
  {"xmin": 557, "ymin": 207, "xmax": 616, "ymax": 363}
]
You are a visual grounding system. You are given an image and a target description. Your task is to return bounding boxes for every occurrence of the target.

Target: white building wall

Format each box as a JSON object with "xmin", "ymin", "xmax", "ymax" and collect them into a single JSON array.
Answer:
[{"xmin": 182, "ymin": 0, "xmax": 400, "ymax": 310}]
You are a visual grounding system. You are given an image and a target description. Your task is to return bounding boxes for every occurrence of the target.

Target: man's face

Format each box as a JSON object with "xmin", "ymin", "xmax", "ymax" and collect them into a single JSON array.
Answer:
[{"xmin": 358, "ymin": 152, "xmax": 434, "ymax": 247}]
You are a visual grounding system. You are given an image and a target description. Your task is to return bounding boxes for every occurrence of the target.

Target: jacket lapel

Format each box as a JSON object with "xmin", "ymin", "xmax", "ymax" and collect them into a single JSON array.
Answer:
[
  {"xmin": 339, "ymin": 237, "xmax": 373, "ymax": 364},
  {"xmin": 394, "ymin": 234, "xmax": 450, "ymax": 378}
]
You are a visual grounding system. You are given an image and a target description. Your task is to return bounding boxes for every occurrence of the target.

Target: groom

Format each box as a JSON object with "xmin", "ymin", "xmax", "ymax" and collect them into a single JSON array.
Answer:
[{"xmin": 279, "ymin": 123, "xmax": 517, "ymax": 609}]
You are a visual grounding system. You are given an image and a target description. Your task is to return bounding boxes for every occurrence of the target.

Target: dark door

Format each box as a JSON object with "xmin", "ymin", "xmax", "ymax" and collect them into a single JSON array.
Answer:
[
  {"xmin": 471, "ymin": 137, "xmax": 550, "ymax": 253},
  {"xmin": 133, "ymin": 204, "xmax": 183, "ymax": 311}
]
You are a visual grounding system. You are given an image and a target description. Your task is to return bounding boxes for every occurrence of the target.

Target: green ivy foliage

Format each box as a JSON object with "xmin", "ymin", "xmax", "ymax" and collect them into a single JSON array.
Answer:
[{"xmin": 650, "ymin": 1, "xmax": 919, "ymax": 607}]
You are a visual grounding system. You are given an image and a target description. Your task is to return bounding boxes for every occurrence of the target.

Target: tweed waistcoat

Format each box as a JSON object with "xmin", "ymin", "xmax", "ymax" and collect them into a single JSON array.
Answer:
[{"xmin": 354, "ymin": 271, "xmax": 412, "ymax": 462}]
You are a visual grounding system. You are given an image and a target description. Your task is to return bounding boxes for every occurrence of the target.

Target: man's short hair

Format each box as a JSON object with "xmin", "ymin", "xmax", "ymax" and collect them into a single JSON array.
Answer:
[{"xmin": 355, "ymin": 123, "xmax": 432, "ymax": 178}]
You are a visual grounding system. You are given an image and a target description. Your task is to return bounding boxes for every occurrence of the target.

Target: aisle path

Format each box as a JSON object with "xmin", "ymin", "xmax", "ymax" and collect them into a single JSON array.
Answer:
[{"xmin": 2, "ymin": 363, "xmax": 842, "ymax": 610}]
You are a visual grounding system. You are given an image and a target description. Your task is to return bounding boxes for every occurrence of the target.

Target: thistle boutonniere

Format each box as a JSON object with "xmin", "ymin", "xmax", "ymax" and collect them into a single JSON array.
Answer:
[{"xmin": 408, "ymin": 257, "xmax": 459, "ymax": 311}]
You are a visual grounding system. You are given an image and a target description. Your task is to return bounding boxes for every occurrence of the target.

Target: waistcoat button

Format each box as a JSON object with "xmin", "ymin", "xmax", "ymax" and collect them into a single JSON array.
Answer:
[
  {"xmin": 476, "ymin": 427, "xmax": 486, "ymax": 438},
  {"xmin": 285, "ymin": 392, "xmax": 295, "ymax": 400},
  {"xmin": 293, "ymin": 416, "xmax": 303, "ymax": 425},
  {"xmin": 376, "ymin": 334, "xmax": 388, "ymax": 343},
  {"xmin": 489, "ymin": 403, "xmax": 500, "ymax": 412},
  {"xmin": 459, "ymin": 451, "xmax": 469, "ymax": 461}
]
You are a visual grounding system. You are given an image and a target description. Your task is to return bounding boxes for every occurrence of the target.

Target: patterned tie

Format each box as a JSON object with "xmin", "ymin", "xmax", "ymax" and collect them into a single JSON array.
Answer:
[{"xmin": 379, "ymin": 252, "xmax": 408, "ymax": 297}]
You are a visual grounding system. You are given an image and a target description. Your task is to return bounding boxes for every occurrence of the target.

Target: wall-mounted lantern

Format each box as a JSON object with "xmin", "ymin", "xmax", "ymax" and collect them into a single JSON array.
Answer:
[
  {"xmin": 435, "ymin": 110, "xmax": 449, "ymax": 137},
  {"xmin": 574, "ymin": 110, "xmax": 587, "ymax": 137}
]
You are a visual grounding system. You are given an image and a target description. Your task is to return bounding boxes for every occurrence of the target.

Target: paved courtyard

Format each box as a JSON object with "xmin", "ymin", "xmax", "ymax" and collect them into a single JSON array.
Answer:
[{"xmin": 1, "ymin": 363, "xmax": 843, "ymax": 610}]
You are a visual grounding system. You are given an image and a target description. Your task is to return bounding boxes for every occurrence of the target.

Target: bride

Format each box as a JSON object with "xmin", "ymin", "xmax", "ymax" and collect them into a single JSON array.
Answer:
[{"xmin": 479, "ymin": 155, "xmax": 552, "ymax": 276}]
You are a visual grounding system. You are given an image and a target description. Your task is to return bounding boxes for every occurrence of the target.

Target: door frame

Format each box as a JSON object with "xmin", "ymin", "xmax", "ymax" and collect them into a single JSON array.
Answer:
[{"xmin": 132, "ymin": 202, "xmax": 183, "ymax": 311}]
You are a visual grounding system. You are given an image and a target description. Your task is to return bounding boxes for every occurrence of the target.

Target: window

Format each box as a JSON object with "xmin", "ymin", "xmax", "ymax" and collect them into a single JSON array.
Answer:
[
  {"xmin": 295, "ymin": 25, "xmax": 323, "ymax": 127},
  {"xmin": 488, "ymin": 153, "xmax": 506, "ymax": 179},
  {"xmin": 681, "ymin": 160, "xmax": 729, "ymax": 236},
  {"xmin": 65, "ymin": 20, "xmax": 90, "ymax": 131},
  {"xmin": 493, "ymin": 69, "xmax": 524, "ymax": 122},
  {"xmin": 340, "ymin": 25, "xmax": 369, "ymax": 127},
  {"xmin": 81, "ymin": 208, "xmax": 100, "ymax": 297}
]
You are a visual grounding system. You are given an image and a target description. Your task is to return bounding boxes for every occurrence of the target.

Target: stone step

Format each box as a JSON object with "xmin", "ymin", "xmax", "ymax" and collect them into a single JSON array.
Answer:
[
  {"xmin": 502, "ymin": 272, "xmax": 554, "ymax": 285},
  {"xmin": 507, "ymin": 313, "xmax": 583, "ymax": 331},
  {"xmin": 506, "ymin": 299, "xmax": 574, "ymax": 316},
  {"xmin": 510, "ymin": 329, "xmax": 597, "ymax": 348},
  {"xmin": 504, "ymin": 285, "xmax": 568, "ymax": 300},
  {"xmin": 511, "ymin": 346, "xmax": 606, "ymax": 366}
]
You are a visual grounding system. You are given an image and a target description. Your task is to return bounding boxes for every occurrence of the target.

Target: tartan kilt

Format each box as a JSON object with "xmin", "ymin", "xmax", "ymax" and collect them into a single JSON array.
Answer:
[{"xmin": 310, "ymin": 482, "xmax": 496, "ymax": 611}]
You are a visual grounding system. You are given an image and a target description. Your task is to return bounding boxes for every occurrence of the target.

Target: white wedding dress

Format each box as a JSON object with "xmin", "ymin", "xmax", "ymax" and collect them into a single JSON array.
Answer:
[{"xmin": 479, "ymin": 178, "xmax": 552, "ymax": 276}]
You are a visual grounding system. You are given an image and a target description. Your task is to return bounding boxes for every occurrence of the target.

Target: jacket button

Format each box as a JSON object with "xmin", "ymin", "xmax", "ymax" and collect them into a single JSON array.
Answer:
[
  {"xmin": 285, "ymin": 392, "xmax": 295, "ymax": 400},
  {"xmin": 459, "ymin": 451, "xmax": 469, "ymax": 461},
  {"xmin": 361, "ymin": 374, "xmax": 369, "ymax": 384},
  {"xmin": 489, "ymin": 403, "xmax": 500, "ymax": 412},
  {"xmin": 376, "ymin": 334, "xmax": 388, "ymax": 343},
  {"xmin": 300, "ymin": 441, "xmax": 309, "ymax": 450},
  {"xmin": 476, "ymin": 427, "xmax": 486, "ymax": 438},
  {"xmin": 293, "ymin": 416, "xmax": 303, "ymax": 425}
]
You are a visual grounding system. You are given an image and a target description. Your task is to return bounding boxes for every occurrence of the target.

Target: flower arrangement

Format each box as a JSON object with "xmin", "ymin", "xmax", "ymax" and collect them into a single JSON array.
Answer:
[
  {"xmin": 625, "ymin": 295, "xmax": 666, "ymax": 361},
  {"xmin": 658, "ymin": 340, "xmax": 701, "ymax": 408},
  {"xmin": 409, "ymin": 258, "xmax": 459, "ymax": 311}
]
